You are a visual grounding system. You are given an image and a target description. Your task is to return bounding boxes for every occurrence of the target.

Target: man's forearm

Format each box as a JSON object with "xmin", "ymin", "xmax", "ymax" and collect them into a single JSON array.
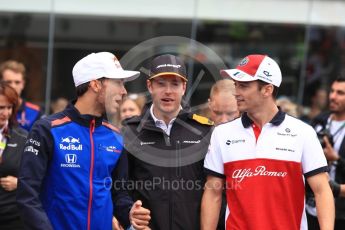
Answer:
[
  {"xmin": 201, "ymin": 178, "xmax": 223, "ymax": 230},
  {"xmin": 201, "ymin": 189, "xmax": 222, "ymax": 229},
  {"xmin": 315, "ymin": 184, "xmax": 335, "ymax": 230}
]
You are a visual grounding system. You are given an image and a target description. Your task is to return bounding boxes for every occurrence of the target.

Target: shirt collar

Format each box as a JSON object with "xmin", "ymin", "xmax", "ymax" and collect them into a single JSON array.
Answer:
[
  {"xmin": 150, "ymin": 105, "xmax": 175, "ymax": 124},
  {"xmin": 241, "ymin": 109, "xmax": 286, "ymax": 128},
  {"xmin": 150, "ymin": 104, "xmax": 182, "ymax": 135},
  {"xmin": 150, "ymin": 104, "xmax": 182, "ymax": 125}
]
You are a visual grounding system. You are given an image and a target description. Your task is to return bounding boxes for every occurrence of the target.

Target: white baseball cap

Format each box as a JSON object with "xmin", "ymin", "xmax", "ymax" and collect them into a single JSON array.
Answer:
[
  {"xmin": 72, "ymin": 52, "xmax": 140, "ymax": 87},
  {"xmin": 220, "ymin": 54, "xmax": 282, "ymax": 87}
]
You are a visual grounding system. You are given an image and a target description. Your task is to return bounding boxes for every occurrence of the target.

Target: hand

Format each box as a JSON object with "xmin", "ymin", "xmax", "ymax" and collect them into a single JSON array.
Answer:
[
  {"xmin": 112, "ymin": 216, "xmax": 124, "ymax": 230},
  {"xmin": 129, "ymin": 200, "xmax": 151, "ymax": 230},
  {"xmin": 323, "ymin": 136, "xmax": 339, "ymax": 161},
  {"xmin": 0, "ymin": 175, "xmax": 18, "ymax": 191}
]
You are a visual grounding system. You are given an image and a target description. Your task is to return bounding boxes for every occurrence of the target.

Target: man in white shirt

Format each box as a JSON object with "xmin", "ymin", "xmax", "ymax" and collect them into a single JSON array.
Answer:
[{"xmin": 201, "ymin": 54, "xmax": 334, "ymax": 230}]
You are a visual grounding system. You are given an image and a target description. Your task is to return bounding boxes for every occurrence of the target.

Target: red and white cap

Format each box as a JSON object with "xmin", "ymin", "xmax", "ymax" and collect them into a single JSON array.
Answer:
[
  {"xmin": 220, "ymin": 54, "xmax": 282, "ymax": 87},
  {"xmin": 72, "ymin": 52, "xmax": 140, "ymax": 87}
]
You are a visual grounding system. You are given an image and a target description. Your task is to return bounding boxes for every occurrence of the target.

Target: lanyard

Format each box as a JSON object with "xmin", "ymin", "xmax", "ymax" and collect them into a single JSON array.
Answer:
[
  {"xmin": 0, "ymin": 129, "xmax": 7, "ymax": 161},
  {"xmin": 327, "ymin": 117, "xmax": 345, "ymax": 142}
]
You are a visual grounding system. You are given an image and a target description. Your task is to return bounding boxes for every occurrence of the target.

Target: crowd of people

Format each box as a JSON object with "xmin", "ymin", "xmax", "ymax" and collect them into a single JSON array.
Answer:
[{"xmin": 0, "ymin": 51, "xmax": 342, "ymax": 230}]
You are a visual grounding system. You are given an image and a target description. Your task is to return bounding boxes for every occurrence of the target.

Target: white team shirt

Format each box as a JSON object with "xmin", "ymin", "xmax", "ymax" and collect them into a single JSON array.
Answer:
[{"xmin": 204, "ymin": 111, "xmax": 328, "ymax": 230}]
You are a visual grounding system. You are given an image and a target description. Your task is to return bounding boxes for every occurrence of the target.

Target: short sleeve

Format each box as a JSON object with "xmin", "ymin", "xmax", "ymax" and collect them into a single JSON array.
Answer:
[
  {"xmin": 204, "ymin": 127, "xmax": 225, "ymax": 178},
  {"xmin": 302, "ymin": 126, "xmax": 328, "ymax": 177}
]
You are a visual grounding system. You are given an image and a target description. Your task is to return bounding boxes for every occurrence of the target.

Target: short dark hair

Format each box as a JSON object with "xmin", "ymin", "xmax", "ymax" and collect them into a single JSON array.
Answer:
[
  {"xmin": 257, "ymin": 80, "xmax": 279, "ymax": 98},
  {"xmin": 75, "ymin": 77, "xmax": 106, "ymax": 97},
  {"xmin": 333, "ymin": 74, "xmax": 345, "ymax": 84},
  {"xmin": 76, "ymin": 82, "xmax": 90, "ymax": 97}
]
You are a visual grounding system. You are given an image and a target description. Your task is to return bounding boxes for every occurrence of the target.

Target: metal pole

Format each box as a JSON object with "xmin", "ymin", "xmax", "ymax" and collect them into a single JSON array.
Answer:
[
  {"xmin": 297, "ymin": 0, "xmax": 313, "ymax": 105},
  {"xmin": 44, "ymin": 0, "xmax": 55, "ymax": 115}
]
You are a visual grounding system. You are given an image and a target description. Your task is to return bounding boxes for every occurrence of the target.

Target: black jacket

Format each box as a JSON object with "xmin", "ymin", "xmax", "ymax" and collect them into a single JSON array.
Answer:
[
  {"xmin": 122, "ymin": 107, "xmax": 213, "ymax": 230},
  {"xmin": 310, "ymin": 112, "xmax": 345, "ymax": 220},
  {"xmin": 0, "ymin": 126, "xmax": 27, "ymax": 225}
]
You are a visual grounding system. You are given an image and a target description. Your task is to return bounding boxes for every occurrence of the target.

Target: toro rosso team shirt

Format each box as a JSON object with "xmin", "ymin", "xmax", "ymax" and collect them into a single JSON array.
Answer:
[
  {"xmin": 204, "ymin": 111, "xmax": 328, "ymax": 230},
  {"xmin": 16, "ymin": 100, "xmax": 42, "ymax": 131},
  {"xmin": 17, "ymin": 104, "xmax": 133, "ymax": 230}
]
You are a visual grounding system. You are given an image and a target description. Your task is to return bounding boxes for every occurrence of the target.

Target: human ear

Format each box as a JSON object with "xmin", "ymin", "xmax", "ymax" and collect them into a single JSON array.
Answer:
[
  {"xmin": 147, "ymin": 80, "xmax": 153, "ymax": 94},
  {"xmin": 182, "ymin": 81, "xmax": 187, "ymax": 95},
  {"xmin": 89, "ymin": 80, "xmax": 102, "ymax": 93},
  {"xmin": 262, "ymin": 84, "xmax": 274, "ymax": 97}
]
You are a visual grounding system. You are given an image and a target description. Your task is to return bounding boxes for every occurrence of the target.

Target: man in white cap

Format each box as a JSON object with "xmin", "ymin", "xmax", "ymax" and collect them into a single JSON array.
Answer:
[
  {"xmin": 17, "ymin": 52, "xmax": 150, "ymax": 230},
  {"xmin": 201, "ymin": 54, "xmax": 334, "ymax": 229}
]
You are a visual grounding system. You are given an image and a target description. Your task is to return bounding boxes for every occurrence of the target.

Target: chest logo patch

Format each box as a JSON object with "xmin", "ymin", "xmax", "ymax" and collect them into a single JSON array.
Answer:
[
  {"xmin": 61, "ymin": 154, "xmax": 81, "ymax": 168},
  {"xmin": 226, "ymin": 139, "xmax": 245, "ymax": 145},
  {"xmin": 60, "ymin": 136, "xmax": 83, "ymax": 151},
  {"xmin": 140, "ymin": 141, "xmax": 156, "ymax": 146},
  {"xmin": 232, "ymin": 165, "xmax": 287, "ymax": 182},
  {"xmin": 183, "ymin": 140, "xmax": 201, "ymax": 144}
]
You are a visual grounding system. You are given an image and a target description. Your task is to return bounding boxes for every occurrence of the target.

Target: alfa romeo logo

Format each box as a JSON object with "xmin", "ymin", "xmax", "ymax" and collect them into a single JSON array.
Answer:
[{"xmin": 238, "ymin": 57, "xmax": 249, "ymax": 66}]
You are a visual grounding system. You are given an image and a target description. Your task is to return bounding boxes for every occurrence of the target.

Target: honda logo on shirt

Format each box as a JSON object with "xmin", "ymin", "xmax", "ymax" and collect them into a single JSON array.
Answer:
[{"xmin": 65, "ymin": 154, "xmax": 77, "ymax": 164}]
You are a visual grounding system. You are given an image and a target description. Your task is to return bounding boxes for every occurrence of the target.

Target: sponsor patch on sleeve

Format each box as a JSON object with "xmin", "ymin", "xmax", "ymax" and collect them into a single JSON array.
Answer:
[{"xmin": 192, "ymin": 114, "xmax": 214, "ymax": 126}]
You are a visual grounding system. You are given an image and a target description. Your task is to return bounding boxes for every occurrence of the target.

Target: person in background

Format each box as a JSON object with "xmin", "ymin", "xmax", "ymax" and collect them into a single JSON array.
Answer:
[
  {"xmin": 300, "ymin": 88, "xmax": 328, "ymax": 124},
  {"xmin": 17, "ymin": 52, "xmax": 150, "ymax": 230},
  {"xmin": 208, "ymin": 79, "xmax": 239, "ymax": 125},
  {"xmin": 276, "ymin": 96, "xmax": 299, "ymax": 117},
  {"xmin": 107, "ymin": 93, "xmax": 146, "ymax": 128},
  {"xmin": 0, "ymin": 60, "xmax": 42, "ymax": 131},
  {"xmin": 201, "ymin": 54, "xmax": 334, "ymax": 230},
  {"xmin": 0, "ymin": 82, "xmax": 27, "ymax": 230},
  {"xmin": 50, "ymin": 97, "xmax": 68, "ymax": 114},
  {"xmin": 207, "ymin": 78, "xmax": 239, "ymax": 230},
  {"xmin": 112, "ymin": 93, "xmax": 146, "ymax": 229},
  {"xmin": 120, "ymin": 94, "xmax": 146, "ymax": 121},
  {"xmin": 306, "ymin": 76, "xmax": 345, "ymax": 230}
]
